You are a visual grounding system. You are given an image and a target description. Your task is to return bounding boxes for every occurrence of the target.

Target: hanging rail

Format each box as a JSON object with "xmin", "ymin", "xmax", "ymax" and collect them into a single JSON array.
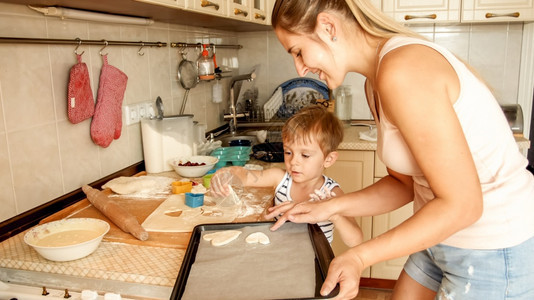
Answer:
[
  {"xmin": 0, "ymin": 37, "xmax": 166, "ymax": 48},
  {"xmin": 170, "ymin": 42, "xmax": 242, "ymax": 50}
]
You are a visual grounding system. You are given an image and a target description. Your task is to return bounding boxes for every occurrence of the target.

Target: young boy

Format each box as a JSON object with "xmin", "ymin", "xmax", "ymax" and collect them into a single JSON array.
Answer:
[{"xmin": 210, "ymin": 105, "xmax": 362, "ymax": 247}]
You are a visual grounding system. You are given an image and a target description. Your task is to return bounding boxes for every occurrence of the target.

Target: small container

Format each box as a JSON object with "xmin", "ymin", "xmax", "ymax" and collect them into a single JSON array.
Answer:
[
  {"xmin": 172, "ymin": 181, "xmax": 193, "ymax": 194},
  {"xmin": 334, "ymin": 85, "xmax": 352, "ymax": 123},
  {"xmin": 197, "ymin": 45, "xmax": 215, "ymax": 81},
  {"xmin": 203, "ymin": 174, "xmax": 214, "ymax": 188},
  {"xmin": 185, "ymin": 193, "xmax": 204, "ymax": 208}
]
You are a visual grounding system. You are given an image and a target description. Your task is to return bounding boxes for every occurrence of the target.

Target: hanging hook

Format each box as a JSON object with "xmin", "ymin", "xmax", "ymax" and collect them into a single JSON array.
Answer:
[
  {"xmin": 99, "ymin": 40, "xmax": 108, "ymax": 56},
  {"xmin": 137, "ymin": 41, "xmax": 145, "ymax": 56},
  {"xmin": 179, "ymin": 46, "xmax": 188, "ymax": 60},
  {"xmin": 74, "ymin": 38, "xmax": 84, "ymax": 56}
]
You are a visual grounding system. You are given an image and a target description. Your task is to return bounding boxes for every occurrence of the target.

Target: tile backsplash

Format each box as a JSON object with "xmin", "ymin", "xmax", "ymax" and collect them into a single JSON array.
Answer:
[{"xmin": 0, "ymin": 2, "xmax": 526, "ymax": 222}]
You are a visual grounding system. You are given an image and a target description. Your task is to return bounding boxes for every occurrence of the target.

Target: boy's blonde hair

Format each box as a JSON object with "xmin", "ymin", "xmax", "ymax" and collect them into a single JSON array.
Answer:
[{"xmin": 282, "ymin": 105, "xmax": 344, "ymax": 155}]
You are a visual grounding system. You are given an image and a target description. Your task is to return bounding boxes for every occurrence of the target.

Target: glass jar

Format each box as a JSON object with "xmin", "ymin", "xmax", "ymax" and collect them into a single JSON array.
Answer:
[
  {"xmin": 197, "ymin": 48, "xmax": 215, "ymax": 80},
  {"xmin": 334, "ymin": 85, "xmax": 352, "ymax": 122}
]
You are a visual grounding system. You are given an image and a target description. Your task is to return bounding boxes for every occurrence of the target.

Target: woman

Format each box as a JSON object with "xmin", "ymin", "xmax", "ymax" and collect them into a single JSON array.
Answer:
[{"xmin": 265, "ymin": 0, "xmax": 534, "ymax": 299}]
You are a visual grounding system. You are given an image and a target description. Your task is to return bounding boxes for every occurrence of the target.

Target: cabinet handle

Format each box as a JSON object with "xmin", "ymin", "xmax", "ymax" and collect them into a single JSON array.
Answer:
[
  {"xmin": 201, "ymin": 0, "xmax": 219, "ymax": 11},
  {"xmin": 254, "ymin": 13, "xmax": 266, "ymax": 20},
  {"xmin": 234, "ymin": 8, "xmax": 248, "ymax": 17},
  {"xmin": 404, "ymin": 13, "xmax": 437, "ymax": 20},
  {"xmin": 485, "ymin": 12, "xmax": 520, "ymax": 19}
]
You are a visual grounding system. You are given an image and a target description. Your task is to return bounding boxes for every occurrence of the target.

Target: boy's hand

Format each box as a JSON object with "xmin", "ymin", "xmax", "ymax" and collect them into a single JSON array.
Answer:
[{"xmin": 209, "ymin": 169, "xmax": 241, "ymax": 198}]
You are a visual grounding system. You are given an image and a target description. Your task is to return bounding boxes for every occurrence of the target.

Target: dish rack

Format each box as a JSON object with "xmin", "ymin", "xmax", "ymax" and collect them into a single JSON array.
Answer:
[{"xmin": 263, "ymin": 87, "xmax": 283, "ymax": 122}]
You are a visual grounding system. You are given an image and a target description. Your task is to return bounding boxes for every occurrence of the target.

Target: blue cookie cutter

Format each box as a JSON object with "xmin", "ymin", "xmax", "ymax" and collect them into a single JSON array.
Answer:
[{"xmin": 185, "ymin": 193, "xmax": 204, "ymax": 208}]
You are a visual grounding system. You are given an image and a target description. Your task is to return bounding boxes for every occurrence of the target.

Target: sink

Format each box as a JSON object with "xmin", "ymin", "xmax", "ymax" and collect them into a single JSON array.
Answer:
[
  {"xmin": 216, "ymin": 134, "xmax": 258, "ymax": 147},
  {"xmin": 214, "ymin": 130, "xmax": 282, "ymax": 147}
]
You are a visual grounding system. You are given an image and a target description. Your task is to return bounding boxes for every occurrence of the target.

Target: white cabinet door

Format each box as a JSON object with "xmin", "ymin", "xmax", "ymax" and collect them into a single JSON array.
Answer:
[
  {"xmin": 462, "ymin": 0, "xmax": 534, "ymax": 22},
  {"xmin": 324, "ymin": 150, "xmax": 374, "ymax": 278},
  {"xmin": 371, "ymin": 201, "xmax": 413, "ymax": 280},
  {"xmin": 382, "ymin": 0, "xmax": 461, "ymax": 23},
  {"xmin": 189, "ymin": 0, "xmax": 227, "ymax": 16},
  {"xmin": 250, "ymin": 0, "xmax": 270, "ymax": 24},
  {"xmin": 228, "ymin": 0, "xmax": 252, "ymax": 21}
]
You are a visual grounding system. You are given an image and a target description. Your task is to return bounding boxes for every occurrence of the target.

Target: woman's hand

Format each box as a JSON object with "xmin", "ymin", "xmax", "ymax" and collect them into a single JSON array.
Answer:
[
  {"xmin": 321, "ymin": 248, "xmax": 365, "ymax": 299},
  {"xmin": 268, "ymin": 200, "xmax": 334, "ymax": 231}
]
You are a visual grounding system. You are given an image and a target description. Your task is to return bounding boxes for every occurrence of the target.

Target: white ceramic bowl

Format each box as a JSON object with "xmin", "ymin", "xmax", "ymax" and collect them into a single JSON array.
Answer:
[
  {"xmin": 24, "ymin": 218, "xmax": 110, "ymax": 262},
  {"xmin": 169, "ymin": 155, "xmax": 218, "ymax": 178}
]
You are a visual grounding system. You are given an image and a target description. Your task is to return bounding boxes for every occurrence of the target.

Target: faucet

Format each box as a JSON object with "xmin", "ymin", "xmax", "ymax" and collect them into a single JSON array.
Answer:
[{"xmin": 227, "ymin": 72, "xmax": 256, "ymax": 134}]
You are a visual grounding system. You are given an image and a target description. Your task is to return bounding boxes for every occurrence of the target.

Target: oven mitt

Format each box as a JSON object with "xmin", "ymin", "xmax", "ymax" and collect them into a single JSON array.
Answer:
[
  {"xmin": 67, "ymin": 54, "xmax": 94, "ymax": 124},
  {"xmin": 90, "ymin": 54, "xmax": 128, "ymax": 148}
]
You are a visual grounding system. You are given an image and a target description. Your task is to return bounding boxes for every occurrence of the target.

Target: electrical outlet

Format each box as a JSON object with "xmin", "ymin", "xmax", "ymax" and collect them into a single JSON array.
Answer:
[
  {"xmin": 138, "ymin": 103, "xmax": 147, "ymax": 119},
  {"xmin": 123, "ymin": 104, "xmax": 140, "ymax": 125},
  {"xmin": 145, "ymin": 102, "xmax": 156, "ymax": 119}
]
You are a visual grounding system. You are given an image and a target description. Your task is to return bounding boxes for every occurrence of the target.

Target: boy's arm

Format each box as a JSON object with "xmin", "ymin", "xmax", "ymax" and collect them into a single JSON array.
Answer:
[
  {"xmin": 328, "ymin": 186, "xmax": 364, "ymax": 247},
  {"xmin": 210, "ymin": 166, "xmax": 286, "ymax": 196}
]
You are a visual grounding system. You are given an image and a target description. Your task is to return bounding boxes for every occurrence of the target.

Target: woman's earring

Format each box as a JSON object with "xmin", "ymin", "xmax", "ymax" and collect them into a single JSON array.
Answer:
[{"xmin": 331, "ymin": 36, "xmax": 337, "ymax": 42}]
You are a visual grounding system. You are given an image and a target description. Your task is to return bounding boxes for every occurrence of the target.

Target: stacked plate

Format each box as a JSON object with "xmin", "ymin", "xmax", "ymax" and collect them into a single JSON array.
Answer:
[{"xmin": 210, "ymin": 146, "xmax": 252, "ymax": 168}]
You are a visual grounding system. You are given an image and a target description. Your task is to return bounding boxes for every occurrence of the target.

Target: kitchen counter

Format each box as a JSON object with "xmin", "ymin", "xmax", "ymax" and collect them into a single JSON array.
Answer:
[
  {"xmin": 337, "ymin": 124, "xmax": 531, "ymax": 153},
  {"xmin": 0, "ymin": 172, "xmax": 275, "ymax": 299}
]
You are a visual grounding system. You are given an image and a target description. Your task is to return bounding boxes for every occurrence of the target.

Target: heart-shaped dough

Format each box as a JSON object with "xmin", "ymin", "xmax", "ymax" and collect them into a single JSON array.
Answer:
[
  {"xmin": 245, "ymin": 232, "xmax": 270, "ymax": 245},
  {"xmin": 203, "ymin": 230, "xmax": 242, "ymax": 246}
]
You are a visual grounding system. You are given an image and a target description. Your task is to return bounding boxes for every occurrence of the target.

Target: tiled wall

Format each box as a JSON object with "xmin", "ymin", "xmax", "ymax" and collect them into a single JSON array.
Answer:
[
  {"xmin": 0, "ymin": 2, "xmax": 526, "ymax": 222},
  {"xmin": 243, "ymin": 22, "xmax": 524, "ymax": 120},
  {"xmin": 0, "ymin": 3, "xmax": 238, "ymax": 221}
]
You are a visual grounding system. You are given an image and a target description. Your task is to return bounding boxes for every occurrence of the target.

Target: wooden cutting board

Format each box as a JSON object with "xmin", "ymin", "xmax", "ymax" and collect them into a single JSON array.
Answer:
[{"xmin": 40, "ymin": 185, "xmax": 274, "ymax": 249}]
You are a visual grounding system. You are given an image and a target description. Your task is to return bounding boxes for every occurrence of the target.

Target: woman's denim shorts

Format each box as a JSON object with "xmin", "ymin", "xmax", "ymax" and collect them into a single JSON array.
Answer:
[{"xmin": 404, "ymin": 235, "xmax": 534, "ymax": 299}]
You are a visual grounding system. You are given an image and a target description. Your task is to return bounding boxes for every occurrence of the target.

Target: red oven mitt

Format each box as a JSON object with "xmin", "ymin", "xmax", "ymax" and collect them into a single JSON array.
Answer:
[
  {"xmin": 67, "ymin": 54, "xmax": 94, "ymax": 124},
  {"xmin": 90, "ymin": 54, "xmax": 128, "ymax": 148}
]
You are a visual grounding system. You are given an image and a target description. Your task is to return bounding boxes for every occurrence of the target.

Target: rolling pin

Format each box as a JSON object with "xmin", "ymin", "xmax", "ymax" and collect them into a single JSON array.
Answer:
[{"xmin": 82, "ymin": 185, "xmax": 149, "ymax": 241}]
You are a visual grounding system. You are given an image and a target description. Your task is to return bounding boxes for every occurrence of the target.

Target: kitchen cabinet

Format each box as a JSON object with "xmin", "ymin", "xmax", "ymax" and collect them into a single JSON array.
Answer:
[
  {"xmin": 134, "ymin": 0, "xmax": 185, "ymax": 9},
  {"xmin": 324, "ymin": 150, "xmax": 374, "ymax": 278},
  {"xmin": 382, "ymin": 0, "xmax": 461, "ymax": 23},
  {"xmin": 462, "ymin": 0, "xmax": 534, "ymax": 22},
  {"xmin": 228, "ymin": 0, "xmax": 269, "ymax": 25},
  {"xmin": 189, "ymin": 0, "xmax": 227, "ymax": 17},
  {"xmin": 326, "ymin": 150, "xmax": 413, "ymax": 280},
  {"xmin": 250, "ymin": 0, "xmax": 271, "ymax": 25}
]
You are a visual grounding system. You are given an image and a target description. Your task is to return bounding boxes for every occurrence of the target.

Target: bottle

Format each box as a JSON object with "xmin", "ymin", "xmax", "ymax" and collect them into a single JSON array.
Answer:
[
  {"xmin": 197, "ymin": 45, "xmax": 215, "ymax": 81},
  {"xmin": 334, "ymin": 85, "xmax": 352, "ymax": 123}
]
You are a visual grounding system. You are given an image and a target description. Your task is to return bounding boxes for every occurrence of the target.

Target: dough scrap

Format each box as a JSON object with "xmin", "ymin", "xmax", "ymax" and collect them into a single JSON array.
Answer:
[
  {"xmin": 245, "ymin": 232, "xmax": 270, "ymax": 245},
  {"xmin": 102, "ymin": 176, "xmax": 174, "ymax": 195},
  {"xmin": 203, "ymin": 230, "xmax": 242, "ymax": 246}
]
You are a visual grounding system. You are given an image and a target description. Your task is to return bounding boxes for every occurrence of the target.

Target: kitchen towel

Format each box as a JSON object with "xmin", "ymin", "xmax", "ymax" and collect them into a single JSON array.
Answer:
[
  {"xmin": 67, "ymin": 54, "xmax": 94, "ymax": 124},
  {"xmin": 90, "ymin": 54, "xmax": 128, "ymax": 148}
]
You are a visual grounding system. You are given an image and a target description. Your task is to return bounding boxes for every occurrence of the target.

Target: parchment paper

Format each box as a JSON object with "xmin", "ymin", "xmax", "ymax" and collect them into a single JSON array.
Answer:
[{"xmin": 181, "ymin": 222, "xmax": 316, "ymax": 299}]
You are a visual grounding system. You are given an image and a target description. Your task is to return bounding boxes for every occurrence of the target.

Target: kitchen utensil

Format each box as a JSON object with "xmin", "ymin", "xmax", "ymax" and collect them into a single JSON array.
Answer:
[
  {"xmin": 501, "ymin": 104, "xmax": 524, "ymax": 133},
  {"xmin": 168, "ymin": 155, "xmax": 219, "ymax": 178},
  {"xmin": 177, "ymin": 49, "xmax": 198, "ymax": 114},
  {"xmin": 24, "ymin": 218, "xmax": 110, "ymax": 262},
  {"xmin": 252, "ymin": 142, "xmax": 284, "ymax": 162},
  {"xmin": 155, "ymin": 96, "xmax": 164, "ymax": 119},
  {"xmin": 82, "ymin": 185, "xmax": 149, "ymax": 241}
]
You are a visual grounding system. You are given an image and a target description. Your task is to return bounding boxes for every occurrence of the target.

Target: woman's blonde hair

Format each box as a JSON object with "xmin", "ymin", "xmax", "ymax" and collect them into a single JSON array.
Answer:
[
  {"xmin": 272, "ymin": 0, "xmax": 422, "ymax": 39},
  {"xmin": 282, "ymin": 105, "xmax": 344, "ymax": 156}
]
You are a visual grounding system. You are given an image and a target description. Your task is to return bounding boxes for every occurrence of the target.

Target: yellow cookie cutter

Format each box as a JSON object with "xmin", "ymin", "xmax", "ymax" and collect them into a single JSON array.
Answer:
[{"xmin": 172, "ymin": 181, "xmax": 193, "ymax": 194}]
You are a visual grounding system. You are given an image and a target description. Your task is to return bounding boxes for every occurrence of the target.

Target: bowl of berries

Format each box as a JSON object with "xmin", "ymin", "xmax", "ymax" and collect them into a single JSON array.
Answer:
[{"xmin": 168, "ymin": 155, "xmax": 219, "ymax": 178}]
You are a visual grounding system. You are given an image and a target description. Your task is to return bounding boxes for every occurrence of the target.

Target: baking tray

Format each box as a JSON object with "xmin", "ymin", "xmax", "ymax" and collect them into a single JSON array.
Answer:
[{"xmin": 170, "ymin": 221, "xmax": 339, "ymax": 299}]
